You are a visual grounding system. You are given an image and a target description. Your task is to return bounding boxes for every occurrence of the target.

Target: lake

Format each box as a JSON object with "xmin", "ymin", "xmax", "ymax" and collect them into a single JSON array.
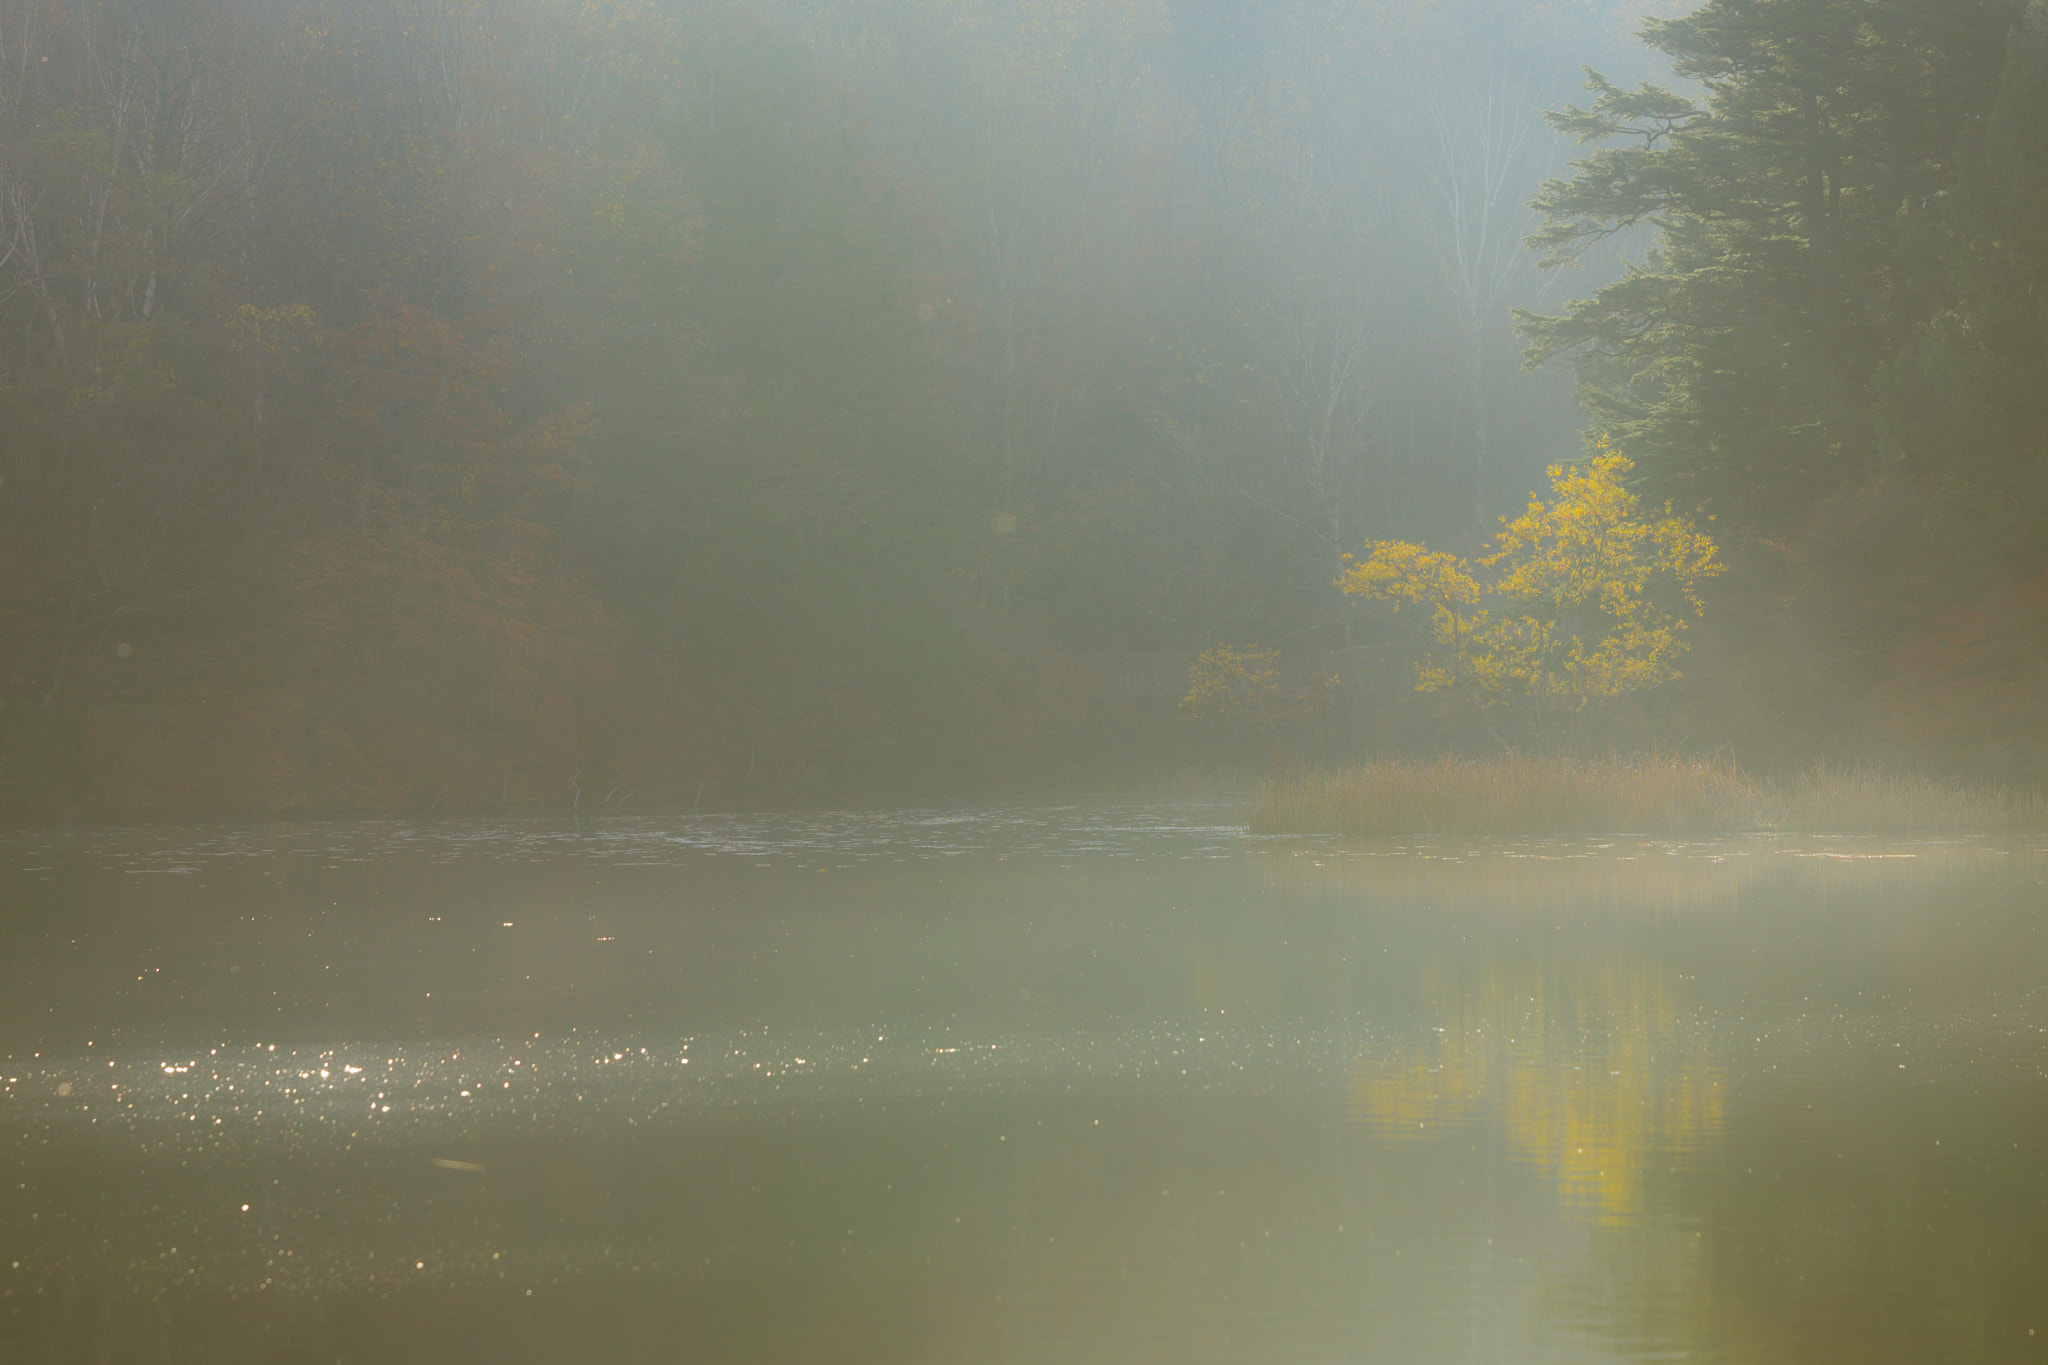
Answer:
[{"xmin": 3, "ymin": 802, "xmax": 2045, "ymax": 1363}]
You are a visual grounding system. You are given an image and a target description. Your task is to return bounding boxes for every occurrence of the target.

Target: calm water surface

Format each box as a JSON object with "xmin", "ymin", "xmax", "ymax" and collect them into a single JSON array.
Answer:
[{"xmin": 2, "ymin": 803, "xmax": 2045, "ymax": 1363}]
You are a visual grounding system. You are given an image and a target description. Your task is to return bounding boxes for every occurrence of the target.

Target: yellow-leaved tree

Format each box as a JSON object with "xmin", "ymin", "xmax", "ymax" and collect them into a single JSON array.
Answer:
[
  {"xmin": 1339, "ymin": 453, "xmax": 1721, "ymax": 727},
  {"xmin": 1181, "ymin": 644, "xmax": 1281, "ymax": 726}
]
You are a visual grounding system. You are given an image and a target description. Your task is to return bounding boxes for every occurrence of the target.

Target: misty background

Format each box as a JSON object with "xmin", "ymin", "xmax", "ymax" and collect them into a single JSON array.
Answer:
[{"xmin": 1, "ymin": 0, "xmax": 2041, "ymax": 816}]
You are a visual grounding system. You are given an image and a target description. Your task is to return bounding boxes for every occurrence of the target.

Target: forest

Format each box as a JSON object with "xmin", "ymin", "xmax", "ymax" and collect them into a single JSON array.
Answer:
[{"xmin": 1, "ymin": 0, "xmax": 2043, "ymax": 818}]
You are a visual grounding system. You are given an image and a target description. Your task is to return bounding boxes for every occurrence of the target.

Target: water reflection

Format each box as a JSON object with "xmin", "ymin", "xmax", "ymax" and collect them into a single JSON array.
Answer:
[
  {"xmin": 1252, "ymin": 831, "xmax": 2031, "ymax": 914},
  {"xmin": 2, "ymin": 809, "xmax": 2045, "ymax": 1363},
  {"xmin": 1350, "ymin": 954, "xmax": 1725, "ymax": 1223}
]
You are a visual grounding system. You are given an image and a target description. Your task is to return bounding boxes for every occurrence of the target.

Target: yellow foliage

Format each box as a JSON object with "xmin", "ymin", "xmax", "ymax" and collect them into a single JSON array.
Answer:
[
  {"xmin": 1349, "ymin": 955, "xmax": 1726, "ymax": 1223},
  {"xmin": 226, "ymin": 302, "xmax": 319, "ymax": 357},
  {"xmin": 1180, "ymin": 643, "xmax": 1279, "ymax": 720},
  {"xmin": 1337, "ymin": 454, "xmax": 1720, "ymax": 709}
]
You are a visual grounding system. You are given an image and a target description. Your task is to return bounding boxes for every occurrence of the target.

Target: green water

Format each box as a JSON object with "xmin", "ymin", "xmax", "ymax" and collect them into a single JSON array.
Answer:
[{"xmin": 3, "ymin": 805, "xmax": 2045, "ymax": 1363}]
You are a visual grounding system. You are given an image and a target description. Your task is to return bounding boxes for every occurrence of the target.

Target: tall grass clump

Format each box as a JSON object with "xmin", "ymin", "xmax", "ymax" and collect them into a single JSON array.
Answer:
[
  {"xmin": 1769, "ymin": 762, "xmax": 2048, "ymax": 834},
  {"xmin": 1250, "ymin": 755, "xmax": 2048, "ymax": 836},
  {"xmin": 1250, "ymin": 754, "xmax": 1766, "ymax": 837}
]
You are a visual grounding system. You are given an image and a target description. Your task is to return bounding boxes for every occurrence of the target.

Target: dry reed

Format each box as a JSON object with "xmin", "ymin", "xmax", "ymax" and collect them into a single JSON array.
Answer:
[
  {"xmin": 1769, "ymin": 761, "xmax": 2048, "ymax": 834},
  {"xmin": 1249, "ymin": 755, "xmax": 2046, "ymax": 837}
]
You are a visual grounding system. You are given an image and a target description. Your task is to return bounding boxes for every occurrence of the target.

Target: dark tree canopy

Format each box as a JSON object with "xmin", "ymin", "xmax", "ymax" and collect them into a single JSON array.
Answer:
[{"xmin": 1519, "ymin": 0, "xmax": 2022, "ymax": 529}]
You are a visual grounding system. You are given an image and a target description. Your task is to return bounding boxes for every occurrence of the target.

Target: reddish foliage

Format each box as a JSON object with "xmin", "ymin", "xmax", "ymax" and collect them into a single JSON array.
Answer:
[{"xmin": 1876, "ymin": 572, "xmax": 2048, "ymax": 778}]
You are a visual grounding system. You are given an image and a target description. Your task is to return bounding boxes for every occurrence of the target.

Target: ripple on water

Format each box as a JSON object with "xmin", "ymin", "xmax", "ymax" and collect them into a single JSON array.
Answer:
[{"xmin": 0, "ymin": 799, "xmax": 1263, "ymax": 879}]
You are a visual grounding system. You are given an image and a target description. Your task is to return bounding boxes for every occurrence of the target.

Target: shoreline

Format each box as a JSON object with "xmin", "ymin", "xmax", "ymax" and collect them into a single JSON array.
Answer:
[{"xmin": 1249, "ymin": 755, "xmax": 2048, "ymax": 838}]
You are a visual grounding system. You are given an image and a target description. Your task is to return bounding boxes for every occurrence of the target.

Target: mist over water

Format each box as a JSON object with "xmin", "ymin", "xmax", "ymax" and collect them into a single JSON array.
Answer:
[
  {"xmin": 3, "ymin": 1, "xmax": 2043, "ymax": 1357},
  {"xmin": 4, "ymin": 805, "xmax": 2045, "ymax": 1363}
]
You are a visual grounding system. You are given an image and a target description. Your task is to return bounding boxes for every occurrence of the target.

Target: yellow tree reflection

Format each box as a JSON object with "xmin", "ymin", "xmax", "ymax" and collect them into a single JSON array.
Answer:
[{"xmin": 1350, "ymin": 953, "xmax": 1724, "ymax": 1222}]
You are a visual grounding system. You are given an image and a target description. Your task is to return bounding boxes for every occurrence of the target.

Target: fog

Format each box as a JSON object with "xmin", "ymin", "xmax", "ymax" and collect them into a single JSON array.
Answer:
[
  {"xmin": 5, "ymin": 7, "xmax": 2048, "ymax": 1357},
  {"xmin": 0, "ymin": 0, "xmax": 2041, "ymax": 816}
]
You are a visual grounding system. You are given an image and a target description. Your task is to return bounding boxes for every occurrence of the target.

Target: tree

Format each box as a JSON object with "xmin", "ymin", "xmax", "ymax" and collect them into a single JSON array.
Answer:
[
  {"xmin": 1420, "ymin": 56, "xmax": 1567, "ymax": 528},
  {"xmin": 1337, "ymin": 451, "xmax": 1720, "ymax": 735},
  {"xmin": 1887, "ymin": 0, "xmax": 2048, "ymax": 579},
  {"xmin": 1180, "ymin": 642, "xmax": 1278, "ymax": 723},
  {"xmin": 1516, "ymin": 0, "xmax": 2021, "ymax": 532},
  {"xmin": 1875, "ymin": 570, "xmax": 2048, "ymax": 781}
]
